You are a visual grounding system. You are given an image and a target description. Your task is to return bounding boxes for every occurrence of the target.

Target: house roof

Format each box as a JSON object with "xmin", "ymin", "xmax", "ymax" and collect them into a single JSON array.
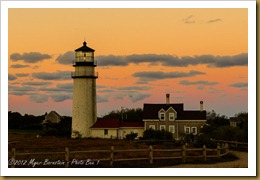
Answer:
[
  {"xmin": 91, "ymin": 118, "xmax": 120, "ymax": 129},
  {"xmin": 42, "ymin": 111, "xmax": 62, "ymax": 124},
  {"xmin": 143, "ymin": 103, "xmax": 184, "ymax": 119},
  {"xmin": 75, "ymin": 41, "xmax": 95, "ymax": 52},
  {"xmin": 47, "ymin": 111, "xmax": 62, "ymax": 118},
  {"xmin": 176, "ymin": 110, "xmax": 206, "ymax": 120},
  {"xmin": 143, "ymin": 103, "xmax": 206, "ymax": 120},
  {"xmin": 120, "ymin": 121, "xmax": 144, "ymax": 128},
  {"xmin": 91, "ymin": 118, "xmax": 144, "ymax": 129}
]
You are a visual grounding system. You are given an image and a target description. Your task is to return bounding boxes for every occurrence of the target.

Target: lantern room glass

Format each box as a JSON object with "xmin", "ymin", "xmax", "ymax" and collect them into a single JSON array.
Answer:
[{"xmin": 75, "ymin": 51, "xmax": 94, "ymax": 62}]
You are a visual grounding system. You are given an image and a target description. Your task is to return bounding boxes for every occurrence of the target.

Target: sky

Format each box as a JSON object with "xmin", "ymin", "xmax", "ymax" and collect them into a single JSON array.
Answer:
[{"xmin": 8, "ymin": 8, "xmax": 248, "ymax": 118}]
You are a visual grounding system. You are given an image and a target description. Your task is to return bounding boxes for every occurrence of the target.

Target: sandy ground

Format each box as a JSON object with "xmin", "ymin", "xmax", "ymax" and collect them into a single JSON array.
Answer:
[{"xmin": 163, "ymin": 150, "xmax": 248, "ymax": 168}]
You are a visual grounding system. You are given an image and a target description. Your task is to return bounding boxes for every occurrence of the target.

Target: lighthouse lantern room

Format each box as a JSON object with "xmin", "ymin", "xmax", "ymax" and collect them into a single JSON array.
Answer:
[
  {"xmin": 75, "ymin": 41, "xmax": 94, "ymax": 62},
  {"xmin": 71, "ymin": 41, "xmax": 98, "ymax": 138}
]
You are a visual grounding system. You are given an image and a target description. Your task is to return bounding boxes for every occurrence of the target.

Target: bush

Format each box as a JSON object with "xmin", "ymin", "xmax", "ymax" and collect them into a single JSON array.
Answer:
[
  {"xmin": 194, "ymin": 134, "xmax": 217, "ymax": 148},
  {"xmin": 40, "ymin": 118, "xmax": 72, "ymax": 137},
  {"xmin": 183, "ymin": 133, "xmax": 195, "ymax": 144},
  {"xmin": 143, "ymin": 129, "xmax": 173, "ymax": 140},
  {"xmin": 125, "ymin": 132, "xmax": 138, "ymax": 141}
]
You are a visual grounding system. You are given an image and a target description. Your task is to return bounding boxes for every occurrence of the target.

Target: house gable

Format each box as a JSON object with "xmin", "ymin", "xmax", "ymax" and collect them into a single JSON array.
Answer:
[
  {"xmin": 166, "ymin": 106, "xmax": 177, "ymax": 113},
  {"xmin": 166, "ymin": 106, "xmax": 177, "ymax": 121},
  {"xmin": 43, "ymin": 111, "xmax": 62, "ymax": 124}
]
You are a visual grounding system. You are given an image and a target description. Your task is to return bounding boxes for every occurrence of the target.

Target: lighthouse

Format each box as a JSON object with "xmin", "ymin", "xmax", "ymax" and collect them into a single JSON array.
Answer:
[{"xmin": 71, "ymin": 41, "xmax": 98, "ymax": 138}]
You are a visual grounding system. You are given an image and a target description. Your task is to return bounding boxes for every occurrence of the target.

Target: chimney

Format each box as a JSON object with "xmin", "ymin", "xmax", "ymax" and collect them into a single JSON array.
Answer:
[
  {"xmin": 200, "ymin": 101, "xmax": 204, "ymax": 111},
  {"xmin": 166, "ymin": 94, "xmax": 170, "ymax": 105}
]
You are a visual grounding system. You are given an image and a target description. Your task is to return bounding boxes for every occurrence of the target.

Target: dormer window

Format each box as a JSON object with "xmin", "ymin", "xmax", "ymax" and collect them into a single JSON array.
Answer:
[
  {"xmin": 169, "ymin": 113, "xmax": 175, "ymax": 121},
  {"xmin": 166, "ymin": 106, "xmax": 177, "ymax": 121},
  {"xmin": 158, "ymin": 109, "xmax": 166, "ymax": 121},
  {"xmin": 159, "ymin": 112, "xmax": 165, "ymax": 120}
]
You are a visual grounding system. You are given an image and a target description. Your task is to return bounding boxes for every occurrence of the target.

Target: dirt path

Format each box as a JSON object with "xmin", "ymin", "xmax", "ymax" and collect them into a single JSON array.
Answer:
[{"xmin": 163, "ymin": 151, "xmax": 248, "ymax": 168}]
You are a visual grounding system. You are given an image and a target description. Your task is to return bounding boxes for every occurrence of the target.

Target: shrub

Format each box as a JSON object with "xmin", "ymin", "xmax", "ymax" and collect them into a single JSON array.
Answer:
[
  {"xmin": 194, "ymin": 134, "xmax": 217, "ymax": 148},
  {"xmin": 183, "ymin": 133, "xmax": 195, "ymax": 144},
  {"xmin": 40, "ymin": 118, "xmax": 72, "ymax": 137},
  {"xmin": 71, "ymin": 130, "xmax": 82, "ymax": 139},
  {"xmin": 125, "ymin": 132, "xmax": 138, "ymax": 141},
  {"xmin": 143, "ymin": 129, "xmax": 172, "ymax": 140}
]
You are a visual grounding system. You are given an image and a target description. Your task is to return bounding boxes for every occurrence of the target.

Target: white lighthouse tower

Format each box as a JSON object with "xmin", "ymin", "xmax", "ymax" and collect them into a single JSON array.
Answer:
[{"xmin": 71, "ymin": 41, "xmax": 97, "ymax": 138}]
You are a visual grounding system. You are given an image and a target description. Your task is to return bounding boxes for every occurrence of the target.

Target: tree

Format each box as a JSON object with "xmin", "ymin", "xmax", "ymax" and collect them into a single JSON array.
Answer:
[
  {"xmin": 102, "ymin": 108, "xmax": 143, "ymax": 122},
  {"xmin": 41, "ymin": 116, "xmax": 72, "ymax": 137},
  {"xmin": 236, "ymin": 112, "xmax": 248, "ymax": 129},
  {"xmin": 8, "ymin": 111, "xmax": 23, "ymax": 129},
  {"xmin": 197, "ymin": 110, "xmax": 248, "ymax": 147},
  {"xmin": 8, "ymin": 111, "xmax": 44, "ymax": 130},
  {"xmin": 206, "ymin": 110, "xmax": 229, "ymax": 127},
  {"xmin": 236, "ymin": 112, "xmax": 248, "ymax": 142}
]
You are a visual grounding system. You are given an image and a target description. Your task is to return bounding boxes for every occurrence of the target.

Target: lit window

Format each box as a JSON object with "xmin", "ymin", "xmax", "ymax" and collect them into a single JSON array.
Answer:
[
  {"xmin": 149, "ymin": 125, "xmax": 155, "ymax": 130},
  {"xmin": 160, "ymin": 125, "xmax": 166, "ymax": 131},
  {"xmin": 185, "ymin": 127, "xmax": 190, "ymax": 134},
  {"xmin": 169, "ymin": 113, "xmax": 175, "ymax": 121},
  {"xmin": 169, "ymin": 125, "xmax": 175, "ymax": 133}
]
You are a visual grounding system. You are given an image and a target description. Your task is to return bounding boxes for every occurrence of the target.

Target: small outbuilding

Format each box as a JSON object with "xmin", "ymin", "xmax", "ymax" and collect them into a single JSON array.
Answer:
[{"xmin": 42, "ymin": 111, "xmax": 62, "ymax": 124}]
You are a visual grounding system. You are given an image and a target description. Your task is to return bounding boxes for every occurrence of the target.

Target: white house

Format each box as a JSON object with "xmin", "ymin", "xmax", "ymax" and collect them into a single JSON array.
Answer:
[{"xmin": 91, "ymin": 118, "xmax": 144, "ymax": 139}]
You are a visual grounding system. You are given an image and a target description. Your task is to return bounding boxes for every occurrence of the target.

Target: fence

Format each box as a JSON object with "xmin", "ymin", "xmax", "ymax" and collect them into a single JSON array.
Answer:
[
  {"xmin": 10, "ymin": 144, "xmax": 229, "ymax": 168},
  {"xmin": 211, "ymin": 139, "xmax": 248, "ymax": 150}
]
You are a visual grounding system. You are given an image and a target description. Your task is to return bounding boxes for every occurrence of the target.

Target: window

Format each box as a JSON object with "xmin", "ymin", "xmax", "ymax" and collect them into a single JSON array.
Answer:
[
  {"xmin": 169, "ymin": 125, "xmax": 175, "ymax": 133},
  {"xmin": 185, "ymin": 127, "xmax": 190, "ymax": 134},
  {"xmin": 231, "ymin": 122, "xmax": 236, "ymax": 127},
  {"xmin": 191, "ymin": 127, "xmax": 197, "ymax": 135},
  {"xmin": 149, "ymin": 125, "xmax": 155, "ymax": 130},
  {"xmin": 104, "ymin": 129, "xmax": 108, "ymax": 135},
  {"xmin": 160, "ymin": 125, "xmax": 166, "ymax": 131},
  {"xmin": 169, "ymin": 113, "xmax": 175, "ymax": 121},
  {"xmin": 159, "ymin": 113, "xmax": 165, "ymax": 120}
]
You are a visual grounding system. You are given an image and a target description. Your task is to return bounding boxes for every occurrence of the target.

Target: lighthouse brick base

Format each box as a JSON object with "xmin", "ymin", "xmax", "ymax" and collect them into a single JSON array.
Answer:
[{"xmin": 71, "ymin": 78, "xmax": 97, "ymax": 138}]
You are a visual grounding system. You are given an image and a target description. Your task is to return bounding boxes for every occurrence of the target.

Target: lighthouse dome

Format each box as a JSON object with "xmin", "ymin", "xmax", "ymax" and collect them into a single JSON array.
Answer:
[{"xmin": 75, "ymin": 41, "xmax": 95, "ymax": 52}]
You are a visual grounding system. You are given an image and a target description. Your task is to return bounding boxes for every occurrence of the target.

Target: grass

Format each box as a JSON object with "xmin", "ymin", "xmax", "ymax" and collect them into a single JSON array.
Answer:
[{"xmin": 8, "ymin": 131, "xmax": 238, "ymax": 168}]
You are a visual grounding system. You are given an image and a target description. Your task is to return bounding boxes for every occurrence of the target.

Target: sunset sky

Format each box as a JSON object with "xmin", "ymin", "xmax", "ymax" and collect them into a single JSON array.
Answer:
[{"xmin": 8, "ymin": 8, "xmax": 248, "ymax": 118}]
